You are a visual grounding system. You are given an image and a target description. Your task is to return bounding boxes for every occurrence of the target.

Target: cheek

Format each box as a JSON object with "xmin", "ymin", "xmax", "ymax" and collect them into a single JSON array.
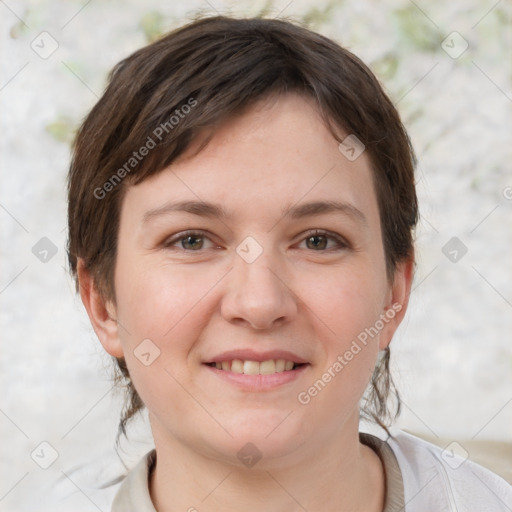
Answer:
[
  {"xmin": 297, "ymin": 265, "xmax": 385, "ymax": 402},
  {"xmin": 114, "ymin": 259, "xmax": 216, "ymax": 350},
  {"xmin": 303, "ymin": 262, "xmax": 386, "ymax": 342},
  {"xmin": 112, "ymin": 260, "xmax": 218, "ymax": 416}
]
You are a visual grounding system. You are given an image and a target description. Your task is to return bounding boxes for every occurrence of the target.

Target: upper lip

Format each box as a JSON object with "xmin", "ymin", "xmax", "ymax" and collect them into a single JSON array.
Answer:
[{"xmin": 204, "ymin": 349, "xmax": 309, "ymax": 364}]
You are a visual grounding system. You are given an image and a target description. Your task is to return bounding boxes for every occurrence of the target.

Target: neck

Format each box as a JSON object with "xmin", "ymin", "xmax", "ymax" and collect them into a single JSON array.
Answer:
[{"xmin": 148, "ymin": 416, "xmax": 385, "ymax": 512}]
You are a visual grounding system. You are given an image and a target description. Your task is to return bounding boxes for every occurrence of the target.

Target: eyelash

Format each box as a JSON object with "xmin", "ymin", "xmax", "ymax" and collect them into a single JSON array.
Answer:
[{"xmin": 162, "ymin": 229, "xmax": 350, "ymax": 252}]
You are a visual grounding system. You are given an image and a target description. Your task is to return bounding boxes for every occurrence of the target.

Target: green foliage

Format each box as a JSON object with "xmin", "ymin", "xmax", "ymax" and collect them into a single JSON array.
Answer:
[
  {"xmin": 301, "ymin": 0, "xmax": 341, "ymax": 28},
  {"xmin": 393, "ymin": 4, "xmax": 440, "ymax": 52},
  {"xmin": 139, "ymin": 11, "xmax": 166, "ymax": 43},
  {"xmin": 45, "ymin": 116, "xmax": 76, "ymax": 144},
  {"xmin": 371, "ymin": 53, "xmax": 400, "ymax": 81},
  {"xmin": 255, "ymin": 0, "xmax": 277, "ymax": 18},
  {"xmin": 9, "ymin": 18, "xmax": 30, "ymax": 39}
]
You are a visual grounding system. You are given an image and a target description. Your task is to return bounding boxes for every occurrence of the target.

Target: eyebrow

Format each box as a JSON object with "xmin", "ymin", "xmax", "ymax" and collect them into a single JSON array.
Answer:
[{"xmin": 142, "ymin": 199, "xmax": 366, "ymax": 225}]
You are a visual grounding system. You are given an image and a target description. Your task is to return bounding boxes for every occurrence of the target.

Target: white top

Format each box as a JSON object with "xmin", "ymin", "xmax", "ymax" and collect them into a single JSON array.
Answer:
[{"xmin": 386, "ymin": 429, "xmax": 512, "ymax": 511}]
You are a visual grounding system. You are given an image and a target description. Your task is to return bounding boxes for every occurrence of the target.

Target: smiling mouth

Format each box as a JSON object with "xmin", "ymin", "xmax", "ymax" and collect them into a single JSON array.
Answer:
[{"xmin": 205, "ymin": 359, "xmax": 307, "ymax": 375}]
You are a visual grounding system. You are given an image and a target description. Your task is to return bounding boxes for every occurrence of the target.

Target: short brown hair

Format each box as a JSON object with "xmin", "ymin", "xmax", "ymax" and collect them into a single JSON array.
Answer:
[{"xmin": 67, "ymin": 15, "xmax": 418, "ymax": 437}]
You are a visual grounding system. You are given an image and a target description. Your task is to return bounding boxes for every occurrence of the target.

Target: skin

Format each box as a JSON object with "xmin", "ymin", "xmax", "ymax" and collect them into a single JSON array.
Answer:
[{"xmin": 79, "ymin": 93, "xmax": 413, "ymax": 511}]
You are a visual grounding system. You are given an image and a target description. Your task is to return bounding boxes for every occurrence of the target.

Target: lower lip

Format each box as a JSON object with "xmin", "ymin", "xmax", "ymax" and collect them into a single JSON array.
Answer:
[{"xmin": 203, "ymin": 364, "xmax": 310, "ymax": 391}]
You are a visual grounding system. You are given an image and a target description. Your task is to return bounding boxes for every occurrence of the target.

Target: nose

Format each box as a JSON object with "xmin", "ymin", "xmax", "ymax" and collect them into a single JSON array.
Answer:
[{"xmin": 220, "ymin": 246, "xmax": 298, "ymax": 330}]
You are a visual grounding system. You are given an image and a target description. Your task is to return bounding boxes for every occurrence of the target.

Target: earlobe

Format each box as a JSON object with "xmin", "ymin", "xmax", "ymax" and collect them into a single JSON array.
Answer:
[
  {"xmin": 378, "ymin": 258, "xmax": 414, "ymax": 350},
  {"xmin": 77, "ymin": 259, "xmax": 124, "ymax": 358}
]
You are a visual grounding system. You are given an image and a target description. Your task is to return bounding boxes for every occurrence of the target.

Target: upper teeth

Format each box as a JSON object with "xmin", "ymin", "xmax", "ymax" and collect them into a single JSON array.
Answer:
[{"xmin": 213, "ymin": 359, "xmax": 296, "ymax": 375}]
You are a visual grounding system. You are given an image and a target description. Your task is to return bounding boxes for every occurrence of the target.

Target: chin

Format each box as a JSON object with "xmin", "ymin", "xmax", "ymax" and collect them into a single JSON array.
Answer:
[{"xmin": 213, "ymin": 413, "xmax": 308, "ymax": 464}]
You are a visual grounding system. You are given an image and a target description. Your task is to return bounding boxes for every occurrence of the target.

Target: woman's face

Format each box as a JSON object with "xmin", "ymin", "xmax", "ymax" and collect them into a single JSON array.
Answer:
[{"xmin": 104, "ymin": 93, "xmax": 410, "ymax": 466}]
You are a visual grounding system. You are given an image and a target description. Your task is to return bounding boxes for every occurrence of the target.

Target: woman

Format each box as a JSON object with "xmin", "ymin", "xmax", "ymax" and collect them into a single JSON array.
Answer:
[{"xmin": 67, "ymin": 15, "xmax": 512, "ymax": 511}]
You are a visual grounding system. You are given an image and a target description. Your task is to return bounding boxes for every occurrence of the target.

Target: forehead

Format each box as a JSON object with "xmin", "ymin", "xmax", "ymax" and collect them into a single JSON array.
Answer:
[{"xmin": 120, "ymin": 93, "xmax": 380, "ymax": 230}]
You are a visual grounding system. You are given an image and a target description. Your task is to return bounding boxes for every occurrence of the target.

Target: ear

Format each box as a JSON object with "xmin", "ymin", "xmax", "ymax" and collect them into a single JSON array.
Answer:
[
  {"xmin": 378, "ymin": 257, "xmax": 414, "ymax": 350},
  {"xmin": 77, "ymin": 259, "xmax": 124, "ymax": 358}
]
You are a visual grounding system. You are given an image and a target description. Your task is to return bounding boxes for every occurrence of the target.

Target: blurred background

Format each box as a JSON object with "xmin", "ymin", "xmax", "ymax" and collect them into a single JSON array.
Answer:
[{"xmin": 1, "ymin": 0, "xmax": 511, "ymax": 510}]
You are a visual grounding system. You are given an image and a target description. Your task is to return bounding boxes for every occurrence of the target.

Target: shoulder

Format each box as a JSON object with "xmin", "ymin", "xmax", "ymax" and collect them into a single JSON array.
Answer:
[
  {"xmin": 111, "ymin": 449, "xmax": 157, "ymax": 512},
  {"xmin": 385, "ymin": 428, "xmax": 512, "ymax": 511},
  {"xmin": 51, "ymin": 450, "xmax": 157, "ymax": 512}
]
